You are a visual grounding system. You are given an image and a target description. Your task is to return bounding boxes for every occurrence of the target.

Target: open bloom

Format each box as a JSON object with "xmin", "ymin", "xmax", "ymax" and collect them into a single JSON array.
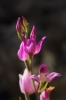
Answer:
[
  {"xmin": 40, "ymin": 86, "xmax": 55, "ymax": 100},
  {"xmin": 19, "ymin": 68, "xmax": 38, "ymax": 94},
  {"xmin": 17, "ymin": 42, "xmax": 29, "ymax": 61},
  {"xmin": 17, "ymin": 26, "xmax": 46, "ymax": 61},
  {"xmin": 22, "ymin": 26, "xmax": 46, "ymax": 56},
  {"xmin": 30, "ymin": 64, "xmax": 61, "ymax": 83}
]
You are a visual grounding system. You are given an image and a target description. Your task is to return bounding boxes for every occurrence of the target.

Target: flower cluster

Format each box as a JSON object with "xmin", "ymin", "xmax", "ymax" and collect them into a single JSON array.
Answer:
[{"xmin": 16, "ymin": 16, "xmax": 61, "ymax": 100}]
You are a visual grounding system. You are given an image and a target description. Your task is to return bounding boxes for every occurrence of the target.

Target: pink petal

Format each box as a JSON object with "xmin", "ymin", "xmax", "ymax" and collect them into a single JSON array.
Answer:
[
  {"xmin": 19, "ymin": 69, "xmax": 39, "ymax": 94},
  {"xmin": 46, "ymin": 72, "xmax": 61, "ymax": 82},
  {"xmin": 30, "ymin": 75, "xmax": 40, "ymax": 82},
  {"xmin": 30, "ymin": 25, "xmax": 36, "ymax": 39},
  {"xmin": 19, "ymin": 74, "xmax": 26, "ymax": 94},
  {"xmin": 22, "ymin": 34, "xmax": 27, "ymax": 45},
  {"xmin": 40, "ymin": 89, "xmax": 50, "ymax": 100},
  {"xmin": 39, "ymin": 64, "xmax": 49, "ymax": 74},
  {"xmin": 22, "ymin": 34, "xmax": 36, "ymax": 55},
  {"xmin": 40, "ymin": 90, "xmax": 46, "ymax": 100},
  {"xmin": 17, "ymin": 42, "xmax": 29, "ymax": 61},
  {"xmin": 35, "ymin": 36, "xmax": 46, "ymax": 54},
  {"xmin": 25, "ymin": 40, "xmax": 36, "ymax": 55}
]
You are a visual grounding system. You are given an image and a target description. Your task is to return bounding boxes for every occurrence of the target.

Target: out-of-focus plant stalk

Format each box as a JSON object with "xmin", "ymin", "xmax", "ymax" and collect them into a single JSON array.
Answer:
[
  {"xmin": 19, "ymin": 96, "xmax": 22, "ymax": 100},
  {"xmin": 30, "ymin": 56, "xmax": 39, "ymax": 100},
  {"xmin": 24, "ymin": 60, "xmax": 30, "ymax": 71},
  {"xmin": 25, "ymin": 93, "xmax": 30, "ymax": 100}
]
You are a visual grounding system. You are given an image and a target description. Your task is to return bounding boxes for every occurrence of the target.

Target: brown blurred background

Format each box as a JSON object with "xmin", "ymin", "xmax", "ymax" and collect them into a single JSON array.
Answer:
[{"xmin": 0, "ymin": 0, "xmax": 66, "ymax": 100}]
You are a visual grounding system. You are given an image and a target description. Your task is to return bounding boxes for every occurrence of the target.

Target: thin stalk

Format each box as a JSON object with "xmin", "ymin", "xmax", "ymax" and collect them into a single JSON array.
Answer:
[
  {"xmin": 24, "ymin": 61, "xmax": 30, "ymax": 71},
  {"xmin": 30, "ymin": 56, "xmax": 39, "ymax": 100},
  {"xmin": 25, "ymin": 93, "xmax": 30, "ymax": 100},
  {"xmin": 19, "ymin": 97, "xmax": 22, "ymax": 100},
  {"xmin": 40, "ymin": 82, "xmax": 48, "ymax": 92},
  {"xmin": 24, "ymin": 61, "xmax": 28, "ymax": 69}
]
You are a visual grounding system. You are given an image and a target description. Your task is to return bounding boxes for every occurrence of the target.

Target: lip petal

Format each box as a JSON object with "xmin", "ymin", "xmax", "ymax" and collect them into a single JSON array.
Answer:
[
  {"xmin": 39, "ymin": 64, "xmax": 49, "ymax": 74},
  {"xmin": 25, "ymin": 39, "xmax": 36, "ymax": 55}
]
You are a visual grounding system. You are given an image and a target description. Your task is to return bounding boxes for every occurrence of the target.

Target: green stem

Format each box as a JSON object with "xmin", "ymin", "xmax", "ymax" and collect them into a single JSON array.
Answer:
[
  {"xmin": 24, "ymin": 56, "xmax": 39, "ymax": 100},
  {"xmin": 25, "ymin": 93, "xmax": 30, "ymax": 100},
  {"xmin": 32, "ymin": 79, "xmax": 39, "ymax": 100},
  {"xmin": 30, "ymin": 56, "xmax": 39, "ymax": 100},
  {"xmin": 40, "ymin": 82, "xmax": 48, "ymax": 92},
  {"xmin": 24, "ymin": 61, "xmax": 30, "ymax": 71}
]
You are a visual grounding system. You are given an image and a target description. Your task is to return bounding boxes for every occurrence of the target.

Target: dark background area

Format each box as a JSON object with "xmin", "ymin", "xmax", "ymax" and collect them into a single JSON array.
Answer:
[{"xmin": 0, "ymin": 0, "xmax": 66, "ymax": 100}]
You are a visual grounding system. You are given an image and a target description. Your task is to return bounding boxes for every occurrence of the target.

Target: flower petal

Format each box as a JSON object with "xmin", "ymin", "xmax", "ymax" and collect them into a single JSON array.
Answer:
[
  {"xmin": 39, "ymin": 64, "xmax": 49, "ymax": 74},
  {"xmin": 23, "ymin": 70, "xmax": 34, "ymax": 94},
  {"xmin": 19, "ymin": 69, "xmax": 39, "ymax": 94},
  {"xmin": 30, "ymin": 25, "xmax": 36, "ymax": 39},
  {"xmin": 25, "ymin": 40, "xmax": 36, "ymax": 55},
  {"xmin": 22, "ymin": 34, "xmax": 27, "ymax": 45},
  {"xmin": 40, "ymin": 86, "xmax": 54, "ymax": 100},
  {"xmin": 17, "ymin": 42, "xmax": 29, "ymax": 61},
  {"xmin": 46, "ymin": 72, "xmax": 61, "ymax": 82},
  {"xmin": 35, "ymin": 36, "xmax": 46, "ymax": 54},
  {"xmin": 19, "ymin": 74, "xmax": 26, "ymax": 94},
  {"xmin": 30, "ymin": 75, "xmax": 40, "ymax": 82},
  {"xmin": 40, "ymin": 90, "xmax": 46, "ymax": 100}
]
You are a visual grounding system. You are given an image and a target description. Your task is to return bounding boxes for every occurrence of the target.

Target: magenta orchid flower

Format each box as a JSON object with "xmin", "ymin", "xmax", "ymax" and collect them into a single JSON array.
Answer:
[
  {"xmin": 22, "ymin": 26, "xmax": 46, "ymax": 56},
  {"xmin": 17, "ymin": 42, "xmax": 29, "ymax": 61},
  {"xmin": 40, "ymin": 86, "xmax": 55, "ymax": 100},
  {"xmin": 30, "ymin": 64, "xmax": 61, "ymax": 83},
  {"xmin": 19, "ymin": 68, "xmax": 38, "ymax": 94}
]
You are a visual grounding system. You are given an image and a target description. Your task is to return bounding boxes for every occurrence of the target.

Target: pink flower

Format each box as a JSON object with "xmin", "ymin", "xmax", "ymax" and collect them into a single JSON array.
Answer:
[
  {"xmin": 22, "ymin": 26, "xmax": 46, "ymax": 56},
  {"xmin": 19, "ymin": 68, "xmax": 38, "ymax": 94},
  {"xmin": 17, "ymin": 42, "xmax": 29, "ymax": 61},
  {"xmin": 40, "ymin": 86, "xmax": 55, "ymax": 100},
  {"xmin": 30, "ymin": 64, "xmax": 61, "ymax": 83},
  {"xmin": 17, "ymin": 26, "xmax": 46, "ymax": 61}
]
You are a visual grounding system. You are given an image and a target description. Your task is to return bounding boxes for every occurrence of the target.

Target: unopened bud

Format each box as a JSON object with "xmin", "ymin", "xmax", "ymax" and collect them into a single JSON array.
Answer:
[
  {"xmin": 16, "ymin": 17, "xmax": 23, "ymax": 33},
  {"xmin": 22, "ymin": 16, "xmax": 28, "ymax": 26},
  {"xmin": 22, "ymin": 16, "xmax": 29, "ymax": 34}
]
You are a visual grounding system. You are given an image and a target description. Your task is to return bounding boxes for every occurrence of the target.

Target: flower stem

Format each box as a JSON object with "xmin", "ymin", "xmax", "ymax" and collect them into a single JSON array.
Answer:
[
  {"xmin": 24, "ymin": 56, "xmax": 39, "ymax": 100},
  {"xmin": 30, "ymin": 56, "xmax": 39, "ymax": 100},
  {"xmin": 25, "ymin": 93, "xmax": 30, "ymax": 100},
  {"xmin": 24, "ymin": 61, "xmax": 30, "ymax": 71},
  {"xmin": 40, "ymin": 82, "xmax": 48, "ymax": 92},
  {"xmin": 19, "ymin": 97, "xmax": 22, "ymax": 100}
]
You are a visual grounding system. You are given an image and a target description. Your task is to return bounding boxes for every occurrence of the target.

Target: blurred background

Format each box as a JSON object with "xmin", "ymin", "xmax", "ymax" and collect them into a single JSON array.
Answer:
[{"xmin": 0, "ymin": 0, "xmax": 66, "ymax": 100}]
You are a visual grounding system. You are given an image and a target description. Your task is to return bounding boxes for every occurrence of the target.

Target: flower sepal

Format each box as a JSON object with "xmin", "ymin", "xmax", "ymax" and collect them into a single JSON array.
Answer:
[{"xmin": 17, "ymin": 32, "xmax": 22, "ymax": 41}]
